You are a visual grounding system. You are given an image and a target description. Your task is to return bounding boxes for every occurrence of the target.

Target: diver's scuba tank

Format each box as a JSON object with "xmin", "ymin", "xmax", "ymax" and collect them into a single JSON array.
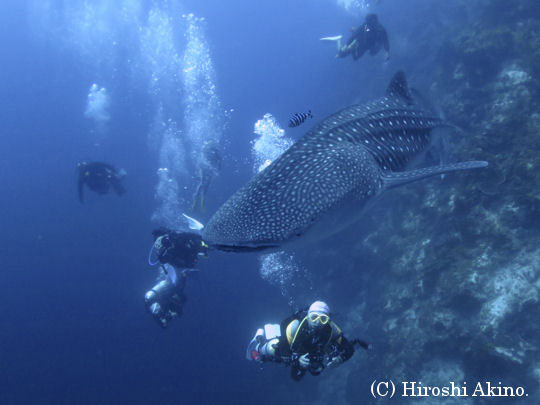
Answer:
[
  {"xmin": 144, "ymin": 277, "xmax": 179, "ymax": 328},
  {"xmin": 144, "ymin": 278, "xmax": 176, "ymax": 315},
  {"xmin": 246, "ymin": 324, "xmax": 281, "ymax": 361}
]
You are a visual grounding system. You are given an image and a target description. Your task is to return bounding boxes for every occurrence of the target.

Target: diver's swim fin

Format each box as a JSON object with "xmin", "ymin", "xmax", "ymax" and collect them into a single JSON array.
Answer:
[
  {"xmin": 320, "ymin": 35, "xmax": 342, "ymax": 42},
  {"xmin": 382, "ymin": 161, "xmax": 488, "ymax": 189},
  {"xmin": 182, "ymin": 213, "xmax": 204, "ymax": 230}
]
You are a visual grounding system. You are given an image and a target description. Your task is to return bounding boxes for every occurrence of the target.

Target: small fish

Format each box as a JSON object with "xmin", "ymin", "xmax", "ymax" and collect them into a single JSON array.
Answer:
[{"xmin": 288, "ymin": 110, "xmax": 313, "ymax": 128}]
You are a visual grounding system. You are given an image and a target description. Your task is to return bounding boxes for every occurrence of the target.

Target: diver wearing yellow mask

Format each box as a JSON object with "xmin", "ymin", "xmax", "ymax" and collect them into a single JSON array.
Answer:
[{"xmin": 247, "ymin": 301, "xmax": 371, "ymax": 381}]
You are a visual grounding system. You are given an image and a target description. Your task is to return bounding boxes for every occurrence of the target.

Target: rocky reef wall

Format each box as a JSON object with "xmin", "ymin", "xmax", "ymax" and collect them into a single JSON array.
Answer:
[{"xmin": 299, "ymin": 1, "xmax": 540, "ymax": 403}]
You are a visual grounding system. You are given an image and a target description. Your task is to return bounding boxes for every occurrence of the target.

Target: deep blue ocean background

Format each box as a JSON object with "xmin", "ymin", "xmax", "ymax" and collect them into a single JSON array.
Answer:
[{"xmin": 1, "ymin": 0, "xmax": 539, "ymax": 404}]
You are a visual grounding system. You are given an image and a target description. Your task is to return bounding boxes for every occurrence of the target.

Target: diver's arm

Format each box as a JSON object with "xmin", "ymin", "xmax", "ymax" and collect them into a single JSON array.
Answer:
[
  {"xmin": 327, "ymin": 336, "xmax": 355, "ymax": 368},
  {"xmin": 353, "ymin": 338, "xmax": 372, "ymax": 351},
  {"xmin": 337, "ymin": 337, "xmax": 355, "ymax": 362},
  {"xmin": 110, "ymin": 177, "xmax": 126, "ymax": 196}
]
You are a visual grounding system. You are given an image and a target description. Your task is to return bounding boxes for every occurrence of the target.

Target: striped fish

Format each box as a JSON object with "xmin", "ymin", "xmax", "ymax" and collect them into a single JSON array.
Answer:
[{"xmin": 288, "ymin": 110, "xmax": 313, "ymax": 128}]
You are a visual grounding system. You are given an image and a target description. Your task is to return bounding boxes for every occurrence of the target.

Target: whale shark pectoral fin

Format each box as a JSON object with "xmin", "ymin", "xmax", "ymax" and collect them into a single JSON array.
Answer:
[
  {"xmin": 386, "ymin": 71, "xmax": 414, "ymax": 105},
  {"xmin": 320, "ymin": 35, "xmax": 343, "ymax": 42},
  {"xmin": 382, "ymin": 161, "xmax": 488, "ymax": 189}
]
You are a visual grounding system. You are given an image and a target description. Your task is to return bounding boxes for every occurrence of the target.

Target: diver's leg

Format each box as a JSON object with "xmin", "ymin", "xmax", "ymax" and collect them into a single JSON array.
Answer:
[
  {"xmin": 338, "ymin": 39, "xmax": 357, "ymax": 58},
  {"xmin": 369, "ymin": 43, "xmax": 383, "ymax": 56},
  {"xmin": 353, "ymin": 46, "xmax": 367, "ymax": 61},
  {"xmin": 199, "ymin": 179, "xmax": 211, "ymax": 212},
  {"xmin": 320, "ymin": 35, "xmax": 345, "ymax": 57},
  {"xmin": 192, "ymin": 183, "xmax": 202, "ymax": 211},
  {"xmin": 336, "ymin": 38, "xmax": 347, "ymax": 58},
  {"xmin": 110, "ymin": 178, "xmax": 126, "ymax": 196},
  {"xmin": 97, "ymin": 184, "xmax": 110, "ymax": 194},
  {"xmin": 170, "ymin": 292, "xmax": 186, "ymax": 317}
]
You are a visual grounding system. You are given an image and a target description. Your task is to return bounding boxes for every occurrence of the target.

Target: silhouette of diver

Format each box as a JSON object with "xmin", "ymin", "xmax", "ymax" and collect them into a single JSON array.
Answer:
[
  {"xmin": 322, "ymin": 14, "xmax": 390, "ymax": 61},
  {"xmin": 192, "ymin": 141, "xmax": 222, "ymax": 212},
  {"xmin": 77, "ymin": 161, "xmax": 126, "ymax": 203},
  {"xmin": 145, "ymin": 228, "xmax": 210, "ymax": 327}
]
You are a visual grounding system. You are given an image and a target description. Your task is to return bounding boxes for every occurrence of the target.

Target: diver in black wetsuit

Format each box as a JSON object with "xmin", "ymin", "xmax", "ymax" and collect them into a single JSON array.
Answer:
[
  {"xmin": 247, "ymin": 301, "xmax": 371, "ymax": 381},
  {"xmin": 145, "ymin": 228, "xmax": 210, "ymax": 328},
  {"xmin": 341, "ymin": 14, "xmax": 389, "ymax": 60},
  {"xmin": 77, "ymin": 161, "xmax": 126, "ymax": 203},
  {"xmin": 150, "ymin": 228, "xmax": 209, "ymax": 268},
  {"xmin": 192, "ymin": 141, "xmax": 222, "ymax": 212},
  {"xmin": 322, "ymin": 14, "xmax": 390, "ymax": 61}
]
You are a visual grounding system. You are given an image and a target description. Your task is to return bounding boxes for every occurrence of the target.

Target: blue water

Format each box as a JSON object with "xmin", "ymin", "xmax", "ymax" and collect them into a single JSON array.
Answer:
[{"xmin": 2, "ymin": 0, "xmax": 536, "ymax": 403}]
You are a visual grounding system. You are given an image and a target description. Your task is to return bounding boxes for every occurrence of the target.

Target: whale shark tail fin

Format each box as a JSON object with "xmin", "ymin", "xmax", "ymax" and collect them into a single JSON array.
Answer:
[{"xmin": 382, "ymin": 161, "xmax": 488, "ymax": 189}]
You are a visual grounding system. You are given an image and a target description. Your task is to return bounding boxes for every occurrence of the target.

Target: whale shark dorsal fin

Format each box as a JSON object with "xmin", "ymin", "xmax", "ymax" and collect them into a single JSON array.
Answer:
[
  {"xmin": 386, "ymin": 71, "xmax": 414, "ymax": 105},
  {"xmin": 382, "ymin": 161, "xmax": 488, "ymax": 189}
]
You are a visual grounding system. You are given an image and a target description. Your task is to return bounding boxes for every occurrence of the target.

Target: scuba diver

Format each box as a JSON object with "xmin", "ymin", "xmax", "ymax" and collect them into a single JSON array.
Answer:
[
  {"xmin": 321, "ymin": 14, "xmax": 390, "ymax": 61},
  {"xmin": 150, "ymin": 227, "xmax": 209, "ymax": 268},
  {"xmin": 246, "ymin": 301, "xmax": 371, "ymax": 381},
  {"xmin": 192, "ymin": 141, "xmax": 222, "ymax": 212},
  {"xmin": 77, "ymin": 161, "xmax": 126, "ymax": 203},
  {"xmin": 144, "ymin": 263, "xmax": 188, "ymax": 328},
  {"xmin": 145, "ymin": 227, "xmax": 209, "ymax": 328}
]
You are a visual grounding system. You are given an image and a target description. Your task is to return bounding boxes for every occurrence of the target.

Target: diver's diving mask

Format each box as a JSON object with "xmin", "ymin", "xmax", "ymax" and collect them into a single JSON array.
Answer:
[{"xmin": 308, "ymin": 312, "xmax": 330, "ymax": 325}]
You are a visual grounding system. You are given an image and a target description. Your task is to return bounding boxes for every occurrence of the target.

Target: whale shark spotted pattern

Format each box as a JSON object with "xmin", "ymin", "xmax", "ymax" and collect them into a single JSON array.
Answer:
[{"xmin": 203, "ymin": 72, "xmax": 487, "ymax": 251}]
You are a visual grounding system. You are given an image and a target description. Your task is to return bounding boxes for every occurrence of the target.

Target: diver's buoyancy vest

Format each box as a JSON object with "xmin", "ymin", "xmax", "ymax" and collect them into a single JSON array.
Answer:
[{"xmin": 286, "ymin": 317, "xmax": 343, "ymax": 354}]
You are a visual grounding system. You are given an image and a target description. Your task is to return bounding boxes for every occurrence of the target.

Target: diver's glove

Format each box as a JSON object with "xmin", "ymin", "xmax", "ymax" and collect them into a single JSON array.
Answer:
[
  {"xmin": 298, "ymin": 353, "xmax": 311, "ymax": 369},
  {"xmin": 326, "ymin": 355, "xmax": 344, "ymax": 368}
]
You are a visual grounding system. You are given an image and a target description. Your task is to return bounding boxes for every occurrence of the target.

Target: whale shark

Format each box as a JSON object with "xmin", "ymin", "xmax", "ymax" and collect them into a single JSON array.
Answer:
[{"xmin": 203, "ymin": 72, "xmax": 487, "ymax": 252}]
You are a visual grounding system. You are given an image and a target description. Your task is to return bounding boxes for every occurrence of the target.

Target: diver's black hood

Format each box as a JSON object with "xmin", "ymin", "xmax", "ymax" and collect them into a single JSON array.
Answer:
[{"xmin": 366, "ymin": 13, "xmax": 379, "ymax": 28}]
